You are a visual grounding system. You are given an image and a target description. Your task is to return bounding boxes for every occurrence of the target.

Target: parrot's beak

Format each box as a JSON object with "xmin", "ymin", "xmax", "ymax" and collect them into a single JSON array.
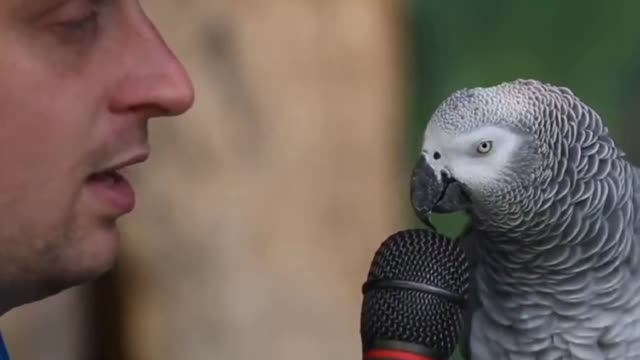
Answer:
[{"xmin": 410, "ymin": 155, "xmax": 469, "ymax": 228}]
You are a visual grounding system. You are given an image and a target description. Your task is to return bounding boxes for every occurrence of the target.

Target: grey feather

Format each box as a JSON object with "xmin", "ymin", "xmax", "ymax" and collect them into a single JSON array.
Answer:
[{"xmin": 424, "ymin": 79, "xmax": 640, "ymax": 359}]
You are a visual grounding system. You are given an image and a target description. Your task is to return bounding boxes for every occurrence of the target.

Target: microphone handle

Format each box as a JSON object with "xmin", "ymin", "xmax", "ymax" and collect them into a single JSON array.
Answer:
[
  {"xmin": 363, "ymin": 340, "xmax": 446, "ymax": 360},
  {"xmin": 363, "ymin": 349, "xmax": 438, "ymax": 360}
]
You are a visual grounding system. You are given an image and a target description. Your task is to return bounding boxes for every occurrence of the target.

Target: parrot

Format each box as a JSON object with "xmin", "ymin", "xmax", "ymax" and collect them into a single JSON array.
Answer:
[{"xmin": 409, "ymin": 79, "xmax": 640, "ymax": 360}]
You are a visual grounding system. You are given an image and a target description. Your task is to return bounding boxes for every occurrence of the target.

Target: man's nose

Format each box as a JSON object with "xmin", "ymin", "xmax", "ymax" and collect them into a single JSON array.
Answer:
[{"xmin": 109, "ymin": 13, "xmax": 195, "ymax": 118}]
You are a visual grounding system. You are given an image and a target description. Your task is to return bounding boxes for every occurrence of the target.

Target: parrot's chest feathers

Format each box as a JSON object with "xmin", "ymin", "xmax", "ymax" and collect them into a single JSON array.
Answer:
[{"xmin": 470, "ymin": 227, "xmax": 640, "ymax": 359}]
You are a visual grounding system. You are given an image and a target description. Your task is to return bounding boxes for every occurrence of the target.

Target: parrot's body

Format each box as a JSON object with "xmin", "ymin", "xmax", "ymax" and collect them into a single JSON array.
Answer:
[{"xmin": 409, "ymin": 79, "xmax": 640, "ymax": 359}]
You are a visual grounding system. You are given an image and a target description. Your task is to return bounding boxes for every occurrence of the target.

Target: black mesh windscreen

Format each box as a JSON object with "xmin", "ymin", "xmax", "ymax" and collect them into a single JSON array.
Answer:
[{"xmin": 360, "ymin": 228, "xmax": 469, "ymax": 358}]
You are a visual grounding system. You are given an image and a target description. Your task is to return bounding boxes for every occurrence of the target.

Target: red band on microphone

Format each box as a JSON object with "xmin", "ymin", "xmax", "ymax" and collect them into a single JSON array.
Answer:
[{"xmin": 364, "ymin": 349, "xmax": 435, "ymax": 360}]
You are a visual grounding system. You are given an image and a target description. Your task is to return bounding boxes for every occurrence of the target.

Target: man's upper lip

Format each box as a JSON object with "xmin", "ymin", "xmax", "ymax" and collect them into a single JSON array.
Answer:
[{"xmin": 96, "ymin": 151, "xmax": 150, "ymax": 174}]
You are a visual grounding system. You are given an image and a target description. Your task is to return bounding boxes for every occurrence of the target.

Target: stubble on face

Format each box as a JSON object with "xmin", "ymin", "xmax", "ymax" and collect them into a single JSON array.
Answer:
[{"xmin": 0, "ymin": 0, "xmax": 194, "ymax": 311}]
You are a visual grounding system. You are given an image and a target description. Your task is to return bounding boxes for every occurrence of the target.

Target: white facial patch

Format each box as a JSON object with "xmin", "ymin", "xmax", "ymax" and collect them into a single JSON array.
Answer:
[{"xmin": 422, "ymin": 123, "xmax": 522, "ymax": 188}]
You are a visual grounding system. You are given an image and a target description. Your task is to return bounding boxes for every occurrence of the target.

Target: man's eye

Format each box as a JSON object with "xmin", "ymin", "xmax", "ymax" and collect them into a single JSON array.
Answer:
[
  {"xmin": 59, "ymin": 10, "xmax": 98, "ymax": 35},
  {"xmin": 50, "ymin": 5, "xmax": 101, "ymax": 44}
]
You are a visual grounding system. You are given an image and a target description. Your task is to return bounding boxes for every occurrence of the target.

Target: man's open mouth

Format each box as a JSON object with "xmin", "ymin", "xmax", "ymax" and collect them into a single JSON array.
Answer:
[
  {"xmin": 87, "ymin": 170, "xmax": 125, "ymax": 184},
  {"xmin": 85, "ymin": 169, "xmax": 136, "ymax": 214}
]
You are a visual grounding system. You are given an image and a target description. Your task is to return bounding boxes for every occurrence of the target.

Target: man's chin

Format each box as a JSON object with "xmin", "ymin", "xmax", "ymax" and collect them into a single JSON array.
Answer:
[
  {"xmin": 58, "ymin": 225, "xmax": 122, "ymax": 285},
  {"xmin": 39, "ymin": 257, "xmax": 117, "ymax": 300}
]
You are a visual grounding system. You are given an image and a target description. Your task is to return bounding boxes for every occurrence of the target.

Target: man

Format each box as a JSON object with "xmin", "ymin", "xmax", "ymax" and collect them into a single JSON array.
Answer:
[{"xmin": 0, "ymin": 0, "xmax": 194, "ymax": 357}]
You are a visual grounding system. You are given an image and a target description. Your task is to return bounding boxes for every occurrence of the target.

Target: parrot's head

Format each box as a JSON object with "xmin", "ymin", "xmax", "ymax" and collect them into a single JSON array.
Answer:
[{"xmin": 411, "ymin": 79, "xmax": 591, "ymax": 228}]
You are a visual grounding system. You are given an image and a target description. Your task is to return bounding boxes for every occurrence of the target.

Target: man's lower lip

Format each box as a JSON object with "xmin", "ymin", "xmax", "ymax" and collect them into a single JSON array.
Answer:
[{"xmin": 86, "ymin": 173, "xmax": 136, "ymax": 214}]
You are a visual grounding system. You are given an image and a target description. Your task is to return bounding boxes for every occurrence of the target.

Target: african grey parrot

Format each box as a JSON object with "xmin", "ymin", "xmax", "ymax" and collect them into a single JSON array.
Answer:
[{"xmin": 409, "ymin": 79, "xmax": 640, "ymax": 360}]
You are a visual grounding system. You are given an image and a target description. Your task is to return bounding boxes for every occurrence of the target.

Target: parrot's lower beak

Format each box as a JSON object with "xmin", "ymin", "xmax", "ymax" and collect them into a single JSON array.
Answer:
[{"xmin": 410, "ymin": 155, "xmax": 469, "ymax": 228}]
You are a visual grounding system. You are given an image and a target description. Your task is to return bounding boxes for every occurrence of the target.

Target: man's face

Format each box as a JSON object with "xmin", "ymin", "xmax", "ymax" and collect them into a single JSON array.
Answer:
[{"xmin": 0, "ymin": 0, "xmax": 193, "ymax": 305}]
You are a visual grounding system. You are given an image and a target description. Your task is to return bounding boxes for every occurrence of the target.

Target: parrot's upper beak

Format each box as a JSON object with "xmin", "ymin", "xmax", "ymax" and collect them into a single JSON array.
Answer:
[{"xmin": 410, "ymin": 155, "xmax": 469, "ymax": 228}]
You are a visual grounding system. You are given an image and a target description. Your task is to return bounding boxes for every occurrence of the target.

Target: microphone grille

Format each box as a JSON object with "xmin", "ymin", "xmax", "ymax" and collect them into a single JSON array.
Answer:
[{"xmin": 360, "ymin": 228, "xmax": 469, "ymax": 358}]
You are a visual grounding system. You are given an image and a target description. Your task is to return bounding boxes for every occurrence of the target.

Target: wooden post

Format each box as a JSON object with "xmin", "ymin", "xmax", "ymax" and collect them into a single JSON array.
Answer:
[{"xmin": 123, "ymin": 1, "xmax": 410, "ymax": 359}]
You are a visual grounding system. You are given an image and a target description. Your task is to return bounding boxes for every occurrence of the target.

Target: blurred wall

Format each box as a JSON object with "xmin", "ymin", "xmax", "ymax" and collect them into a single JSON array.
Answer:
[{"xmin": 118, "ymin": 1, "xmax": 410, "ymax": 359}]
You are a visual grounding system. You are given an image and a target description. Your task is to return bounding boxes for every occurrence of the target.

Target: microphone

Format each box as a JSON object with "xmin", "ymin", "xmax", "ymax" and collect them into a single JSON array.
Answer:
[{"xmin": 360, "ymin": 229, "xmax": 469, "ymax": 360}]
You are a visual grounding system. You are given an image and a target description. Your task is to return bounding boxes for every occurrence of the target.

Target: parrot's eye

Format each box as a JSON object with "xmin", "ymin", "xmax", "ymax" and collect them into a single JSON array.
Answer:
[
  {"xmin": 433, "ymin": 151, "xmax": 441, "ymax": 160},
  {"xmin": 476, "ymin": 140, "xmax": 493, "ymax": 154}
]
